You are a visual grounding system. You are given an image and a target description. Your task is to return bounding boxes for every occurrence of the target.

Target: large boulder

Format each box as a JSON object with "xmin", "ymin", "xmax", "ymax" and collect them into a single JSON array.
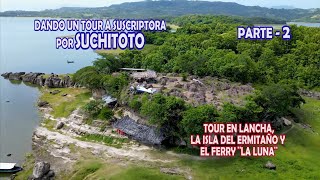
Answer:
[
  {"xmin": 38, "ymin": 101, "xmax": 49, "ymax": 107},
  {"xmin": 174, "ymin": 82, "xmax": 183, "ymax": 88},
  {"xmin": 282, "ymin": 117, "xmax": 292, "ymax": 126},
  {"xmin": 272, "ymin": 118, "xmax": 284, "ymax": 131},
  {"xmin": 59, "ymin": 75, "xmax": 74, "ymax": 87},
  {"xmin": 50, "ymin": 90, "xmax": 61, "ymax": 95},
  {"xmin": 160, "ymin": 77, "xmax": 168, "ymax": 85},
  {"xmin": 1, "ymin": 72, "xmax": 13, "ymax": 78},
  {"xmin": 189, "ymin": 84, "xmax": 198, "ymax": 92},
  {"xmin": 55, "ymin": 121, "xmax": 64, "ymax": 130},
  {"xmin": 168, "ymin": 89, "xmax": 185, "ymax": 99},
  {"xmin": 22, "ymin": 72, "xmax": 44, "ymax": 83},
  {"xmin": 2, "ymin": 72, "xmax": 75, "ymax": 88},
  {"xmin": 299, "ymin": 89, "xmax": 320, "ymax": 100},
  {"xmin": 92, "ymin": 89, "xmax": 106, "ymax": 99},
  {"xmin": 45, "ymin": 75, "xmax": 61, "ymax": 88},
  {"xmin": 168, "ymin": 78, "xmax": 178, "ymax": 82},
  {"xmin": 32, "ymin": 161, "xmax": 51, "ymax": 179},
  {"xmin": 44, "ymin": 170, "xmax": 55, "ymax": 179},
  {"xmin": 36, "ymin": 76, "xmax": 46, "ymax": 86}
]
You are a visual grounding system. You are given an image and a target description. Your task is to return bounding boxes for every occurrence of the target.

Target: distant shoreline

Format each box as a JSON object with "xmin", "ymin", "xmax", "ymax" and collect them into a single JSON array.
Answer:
[{"xmin": 2, "ymin": 17, "xmax": 320, "ymax": 25}]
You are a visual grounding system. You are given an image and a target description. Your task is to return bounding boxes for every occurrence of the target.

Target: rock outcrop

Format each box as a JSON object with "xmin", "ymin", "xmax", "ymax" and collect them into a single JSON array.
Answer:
[
  {"xmin": 38, "ymin": 101, "xmax": 49, "ymax": 107},
  {"xmin": 55, "ymin": 121, "xmax": 64, "ymax": 130},
  {"xmin": 1, "ymin": 72, "xmax": 25, "ymax": 80},
  {"xmin": 28, "ymin": 161, "xmax": 55, "ymax": 180},
  {"xmin": 1, "ymin": 72, "xmax": 74, "ymax": 88},
  {"xmin": 282, "ymin": 117, "xmax": 292, "ymax": 126},
  {"xmin": 299, "ymin": 89, "xmax": 320, "ymax": 100}
]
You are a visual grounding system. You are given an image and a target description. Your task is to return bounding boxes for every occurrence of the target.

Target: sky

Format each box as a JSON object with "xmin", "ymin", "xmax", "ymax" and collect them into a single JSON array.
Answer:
[{"xmin": 0, "ymin": 0, "xmax": 319, "ymax": 12}]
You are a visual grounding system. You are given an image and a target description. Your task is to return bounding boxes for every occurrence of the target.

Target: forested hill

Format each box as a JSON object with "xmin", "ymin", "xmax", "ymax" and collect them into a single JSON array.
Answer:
[{"xmin": 1, "ymin": 1, "xmax": 319, "ymax": 22}]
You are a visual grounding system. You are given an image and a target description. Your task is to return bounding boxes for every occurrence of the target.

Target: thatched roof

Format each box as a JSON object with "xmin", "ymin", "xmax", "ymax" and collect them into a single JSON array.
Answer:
[
  {"xmin": 113, "ymin": 116, "xmax": 167, "ymax": 145},
  {"xmin": 131, "ymin": 70, "xmax": 157, "ymax": 80}
]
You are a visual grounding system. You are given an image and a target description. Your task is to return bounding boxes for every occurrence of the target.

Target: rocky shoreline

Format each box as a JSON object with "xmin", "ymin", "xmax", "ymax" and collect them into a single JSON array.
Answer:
[{"xmin": 1, "ymin": 72, "xmax": 74, "ymax": 88}]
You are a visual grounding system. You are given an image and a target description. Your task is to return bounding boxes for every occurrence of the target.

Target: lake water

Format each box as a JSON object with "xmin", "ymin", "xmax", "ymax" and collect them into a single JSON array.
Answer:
[{"xmin": 0, "ymin": 17, "xmax": 98, "ymax": 168}]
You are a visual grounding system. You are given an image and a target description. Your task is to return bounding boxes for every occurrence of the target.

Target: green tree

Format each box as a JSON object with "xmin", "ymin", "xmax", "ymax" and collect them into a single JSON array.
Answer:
[
  {"xmin": 73, "ymin": 66, "xmax": 103, "ymax": 90},
  {"xmin": 102, "ymin": 73, "xmax": 129, "ymax": 98},
  {"xmin": 141, "ymin": 94, "xmax": 186, "ymax": 135},
  {"xmin": 93, "ymin": 54, "xmax": 123, "ymax": 74},
  {"xmin": 219, "ymin": 100, "xmax": 262, "ymax": 123},
  {"xmin": 83, "ymin": 100, "xmax": 104, "ymax": 118},
  {"xmin": 253, "ymin": 83, "xmax": 305, "ymax": 121},
  {"xmin": 97, "ymin": 107, "xmax": 114, "ymax": 121},
  {"xmin": 142, "ymin": 52, "xmax": 166, "ymax": 72}
]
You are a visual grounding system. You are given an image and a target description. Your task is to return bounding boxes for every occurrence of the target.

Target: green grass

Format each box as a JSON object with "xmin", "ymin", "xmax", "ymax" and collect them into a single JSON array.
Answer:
[
  {"xmin": 172, "ymin": 146, "xmax": 199, "ymax": 156},
  {"xmin": 9, "ymin": 79, "xmax": 23, "ymax": 85},
  {"xmin": 291, "ymin": 97, "xmax": 320, "ymax": 132},
  {"xmin": 68, "ymin": 143, "xmax": 77, "ymax": 153},
  {"xmin": 14, "ymin": 153, "xmax": 35, "ymax": 180},
  {"xmin": 141, "ymin": 44, "xmax": 158, "ymax": 54},
  {"xmin": 78, "ymin": 134, "xmax": 129, "ymax": 148},
  {"xmin": 42, "ymin": 119, "xmax": 56, "ymax": 131},
  {"xmin": 40, "ymin": 88, "xmax": 91, "ymax": 118},
  {"xmin": 108, "ymin": 167, "xmax": 184, "ymax": 180},
  {"xmin": 69, "ymin": 161, "xmax": 103, "ymax": 180}
]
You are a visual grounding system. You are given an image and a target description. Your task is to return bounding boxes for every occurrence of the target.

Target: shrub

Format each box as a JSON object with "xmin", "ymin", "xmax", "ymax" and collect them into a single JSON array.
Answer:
[
  {"xmin": 252, "ymin": 83, "xmax": 305, "ymax": 121},
  {"xmin": 129, "ymin": 96, "xmax": 142, "ymax": 112},
  {"xmin": 181, "ymin": 105, "xmax": 219, "ymax": 135},
  {"xmin": 181, "ymin": 73, "xmax": 188, "ymax": 81},
  {"xmin": 83, "ymin": 100, "xmax": 104, "ymax": 118},
  {"xmin": 97, "ymin": 107, "xmax": 114, "ymax": 121}
]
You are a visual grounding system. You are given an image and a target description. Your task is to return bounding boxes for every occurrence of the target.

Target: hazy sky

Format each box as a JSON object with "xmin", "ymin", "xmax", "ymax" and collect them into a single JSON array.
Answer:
[{"xmin": 0, "ymin": 0, "xmax": 319, "ymax": 12}]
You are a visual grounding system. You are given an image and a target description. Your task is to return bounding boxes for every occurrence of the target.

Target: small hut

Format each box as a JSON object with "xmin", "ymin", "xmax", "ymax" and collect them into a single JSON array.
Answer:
[{"xmin": 113, "ymin": 116, "xmax": 167, "ymax": 145}]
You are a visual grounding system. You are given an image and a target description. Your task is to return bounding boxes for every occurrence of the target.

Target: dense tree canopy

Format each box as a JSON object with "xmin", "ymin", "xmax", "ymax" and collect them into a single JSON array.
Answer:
[
  {"xmin": 181, "ymin": 105, "xmax": 219, "ymax": 136},
  {"xmin": 72, "ymin": 15, "xmax": 313, "ymax": 139},
  {"xmin": 113, "ymin": 15, "xmax": 320, "ymax": 89},
  {"xmin": 252, "ymin": 83, "xmax": 305, "ymax": 121},
  {"xmin": 141, "ymin": 94, "xmax": 187, "ymax": 135}
]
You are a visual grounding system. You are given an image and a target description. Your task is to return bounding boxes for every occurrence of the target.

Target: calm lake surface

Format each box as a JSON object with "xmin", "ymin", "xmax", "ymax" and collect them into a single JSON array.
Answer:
[{"xmin": 0, "ymin": 17, "xmax": 98, "ymax": 167}]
